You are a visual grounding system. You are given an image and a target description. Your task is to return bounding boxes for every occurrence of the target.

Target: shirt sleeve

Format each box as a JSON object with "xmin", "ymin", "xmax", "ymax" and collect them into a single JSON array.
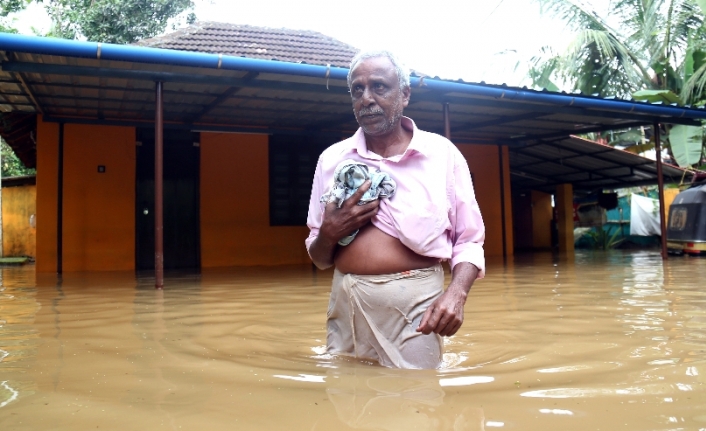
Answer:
[
  {"xmin": 305, "ymin": 154, "xmax": 325, "ymax": 256},
  {"xmin": 449, "ymin": 149, "xmax": 486, "ymax": 278}
]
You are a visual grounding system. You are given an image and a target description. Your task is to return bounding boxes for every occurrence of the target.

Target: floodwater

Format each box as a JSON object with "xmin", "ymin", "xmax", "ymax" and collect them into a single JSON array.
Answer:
[{"xmin": 1, "ymin": 251, "xmax": 705, "ymax": 430}]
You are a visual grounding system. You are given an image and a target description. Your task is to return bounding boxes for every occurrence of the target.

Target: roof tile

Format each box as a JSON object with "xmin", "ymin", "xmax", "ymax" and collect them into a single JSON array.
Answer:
[{"xmin": 137, "ymin": 22, "xmax": 359, "ymax": 68}]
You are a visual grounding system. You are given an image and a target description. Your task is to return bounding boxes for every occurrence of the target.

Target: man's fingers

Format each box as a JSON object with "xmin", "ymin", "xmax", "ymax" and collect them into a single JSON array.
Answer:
[
  {"xmin": 436, "ymin": 314, "xmax": 454, "ymax": 336},
  {"xmin": 417, "ymin": 306, "xmax": 435, "ymax": 333},
  {"xmin": 346, "ymin": 180, "xmax": 372, "ymax": 204},
  {"xmin": 445, "ymin": 321, "xmax": 463, "ymax": 337},
  {"xmin": 418, "ymin": 304, "xmax": 442, "ymax": 335}
]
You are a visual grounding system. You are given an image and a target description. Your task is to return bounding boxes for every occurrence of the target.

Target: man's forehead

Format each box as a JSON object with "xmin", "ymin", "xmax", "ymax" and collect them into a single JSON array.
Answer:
[{"xmin": 350, "ymin": 56, "xmax": 397, "ymax": 80}]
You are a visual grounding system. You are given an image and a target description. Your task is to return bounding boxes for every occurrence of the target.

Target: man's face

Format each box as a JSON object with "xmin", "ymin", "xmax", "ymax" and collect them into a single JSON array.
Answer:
[{"xmin": 349, "ymin": 56, "xmax": 410, "ymax": 137}]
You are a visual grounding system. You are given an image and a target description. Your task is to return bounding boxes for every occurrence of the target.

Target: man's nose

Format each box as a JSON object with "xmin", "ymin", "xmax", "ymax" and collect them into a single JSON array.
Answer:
[{"xmin": 361, "ymin": 87, "xmax": 375, "ymax": 105}]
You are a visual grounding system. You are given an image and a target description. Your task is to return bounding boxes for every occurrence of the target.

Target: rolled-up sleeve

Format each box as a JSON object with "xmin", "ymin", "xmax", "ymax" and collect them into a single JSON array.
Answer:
[
  {"xmin": 449, "ymin": 151, "xmax": 486, "ymax": 278},
  {"xmin": 305, "ymin": 155, "xmax": 325, "ymax": 255}
]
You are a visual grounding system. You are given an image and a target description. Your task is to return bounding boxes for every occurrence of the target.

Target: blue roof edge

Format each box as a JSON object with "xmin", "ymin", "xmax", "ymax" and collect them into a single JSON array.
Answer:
[{"xmin": 3, "ymin": 33, "xmax": 706, "ymax": 122}]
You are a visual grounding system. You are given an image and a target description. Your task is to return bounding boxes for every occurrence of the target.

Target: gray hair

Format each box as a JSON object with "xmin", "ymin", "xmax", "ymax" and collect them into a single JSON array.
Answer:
[{"xmin": 347, "ymin": 50, "xmax": 411, "ymax": 91}]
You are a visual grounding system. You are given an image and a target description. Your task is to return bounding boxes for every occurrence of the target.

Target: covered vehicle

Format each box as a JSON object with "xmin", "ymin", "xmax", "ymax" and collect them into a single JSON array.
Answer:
[{"xmin": 667, "ymin": 181, "xmax": 706, "ymax": 255}]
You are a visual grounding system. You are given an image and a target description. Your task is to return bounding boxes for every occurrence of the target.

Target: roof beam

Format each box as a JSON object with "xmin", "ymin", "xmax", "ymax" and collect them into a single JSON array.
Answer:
[
  {"xmin": 188, "ymin": 71, "xmax": 260, "ymax": 123},
  {"xmin": 453, "ymin": 112, "xmax": 549, "ymax": 132},
  {"xmin": 515, "ymin": 174, "xmax": 674, "ymax": 192},
  {"xmin": 5, "ymin": 53, "xmax": 43, "ymax": 115},
  {"xmin": 539, "ymin": 139, "xmax": 669, "ymax": 176},
  {"xmin": 510, "ymin": 121, "xmax": 651, "ymax": 143},
  {"xmin": 1, "ymin": 61, "xmax": 350, "ymax": 96},
  {"xmin": 41, "ymin": 114, "xmax": 356, "ymax": 138},
  {"xmin": 512, "ymin": 148, "xmax": 617, "ymax": 169},
  {"xmin": 510, "ymin": 147, "xmax": 635, "ymax": 181},
  {"xmin": 410, "ymin": 91, "xmax": 703, "ymax": 127}
]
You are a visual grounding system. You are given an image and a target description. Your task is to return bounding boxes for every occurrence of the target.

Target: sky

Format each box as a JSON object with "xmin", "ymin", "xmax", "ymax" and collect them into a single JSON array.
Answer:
[{"xmin": 7, "ymin": 0, "xmax": 598, "ymax": 86}]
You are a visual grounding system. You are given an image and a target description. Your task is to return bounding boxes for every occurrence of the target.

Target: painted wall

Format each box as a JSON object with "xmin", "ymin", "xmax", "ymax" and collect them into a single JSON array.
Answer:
[
  {"xmin": 62, "ymin": 124, "xmax": 136, "ymax": 271},
  {"xmin": 531, "ymin": 190, "xmax": 553, "ymax": 249},
  {"xmin": 200, "ymin": 132, "xmax": 311, "ymax": 267},
  {"xmin": 458, "ymin": 144, "xmax": 514, "ymax": 257},
  {"xmin": 35, "ymin": 121, "xmax": 514, "ymax": 270},
  {"xmin": 36, "ymin": 117, "xmax": 136, "ymax": 272},
  {"xmin": 2, "ymin": 184, "xmax": 36, "ymax": 257},
  {"xmin": 512, "ymin": 192, "xmax": 533, "ymax": 250},
  {"xmin": 35, "ymin": 117, "xmax": 59, "ymax": 272}
]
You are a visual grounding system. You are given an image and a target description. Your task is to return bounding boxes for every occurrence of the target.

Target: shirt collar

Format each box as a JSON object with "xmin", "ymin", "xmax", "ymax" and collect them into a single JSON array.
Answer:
[{"xmin": 342, "ymin": 116, "xmax": 429, "ymax": 159}]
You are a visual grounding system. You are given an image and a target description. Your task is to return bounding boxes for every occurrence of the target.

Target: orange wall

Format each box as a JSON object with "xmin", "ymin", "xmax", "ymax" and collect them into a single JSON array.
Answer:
[
  {"xmin": 35, "ymin": 120, "xmax": 514, "ymax": 270},
  {"xmin": 531, "ymin": 190, "xmax": 553, "ymax": 249},
  {"xmin": 62, "ymin": 124, "xmax": 135, "ymax": 271},
  {"xmin": 200, "ymin": 132, "xmax": 311, "ymax": 267},
  {"xmin": 35, "ymin": 117, "xmax": 135, "ymax": 272},
  {"xmin": 512, "ymin": 192, "xmax": 533, "ymax": 249},
  {"xmin": 36, "ymin": 117, "xmax": 59, "ymax": 272},
  {"xmin": 2, "ymin": 184, "xmax": 36, "ymax": 257},
  {"xmin": 457, "ymin": 144, "xmax": 514, "ymax": 257},
  {"xmin": 664, "ymin": 188, "xmax": 680, "ymax": 222}
]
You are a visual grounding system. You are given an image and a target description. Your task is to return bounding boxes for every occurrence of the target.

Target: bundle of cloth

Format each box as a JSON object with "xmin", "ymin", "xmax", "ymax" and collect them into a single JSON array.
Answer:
[{"xmin": 320, "ymin": 159, "xmax": 397, "ymax": 245}]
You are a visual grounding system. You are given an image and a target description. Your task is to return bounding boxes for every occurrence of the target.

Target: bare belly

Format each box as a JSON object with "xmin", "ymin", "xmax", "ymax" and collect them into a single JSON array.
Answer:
[{"xmin": 334, "ymin": 224, "xmax": 439, "ymax": 275}]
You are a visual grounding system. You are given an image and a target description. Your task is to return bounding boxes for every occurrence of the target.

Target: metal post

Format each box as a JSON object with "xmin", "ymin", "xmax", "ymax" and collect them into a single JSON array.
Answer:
[
  {"xmin": 653, "ymin": 121, "xmax": 668, "ymax": 260},
  {"xmin": 57, "ymin": 123, "xmax": 64, "ymax": 274},
  {"xmin": 443, "ymin": 102, "xmax": 451, "ymax": 140},
  {"xmin": 155, "ymin": 82, "xmax": 164, "ymax": 288}
]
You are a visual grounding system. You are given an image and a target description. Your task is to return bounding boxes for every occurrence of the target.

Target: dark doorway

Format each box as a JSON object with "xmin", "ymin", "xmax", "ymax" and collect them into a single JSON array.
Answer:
[{"xmin": 136, "ymin": 128, "xmax": 200, "ymax": 271}]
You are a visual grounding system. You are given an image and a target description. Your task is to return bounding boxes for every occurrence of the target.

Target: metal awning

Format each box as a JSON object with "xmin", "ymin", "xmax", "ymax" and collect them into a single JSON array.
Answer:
[
  {"xmin": 510, "ymin": 136, "xmax": 691, "ymax": 194},
  {"xmin": 0, "ymin": 33, "xmax": 703, "ymax": 185}
]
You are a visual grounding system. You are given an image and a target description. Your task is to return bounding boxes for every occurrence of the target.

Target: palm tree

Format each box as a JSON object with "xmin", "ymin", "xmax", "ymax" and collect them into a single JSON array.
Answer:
[{"xmin": 530, "ymin": 0, "xmax": 706, "ymax": 169}]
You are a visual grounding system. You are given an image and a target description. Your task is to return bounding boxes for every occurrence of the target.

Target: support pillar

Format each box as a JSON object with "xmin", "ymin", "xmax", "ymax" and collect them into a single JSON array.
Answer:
[
  {"xmin": 653, "ymin": 121, "xmax": 668, "ymax": 260},
  {"xmin": 555, "ymin": 183, "xmax": 574, "ymax": 253},
  {"xmin": 155, "ymin": 82, "xmax": 164, "ymax": 288},
  {"xmin": 57, "ymin": 123, "xmax": 64, "ymax": 274}
]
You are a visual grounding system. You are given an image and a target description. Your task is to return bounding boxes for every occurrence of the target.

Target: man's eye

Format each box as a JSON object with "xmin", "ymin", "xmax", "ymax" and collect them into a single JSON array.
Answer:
[{"xmin": 374, "ymin": 83, "xmax": 385, "ymax": 90}]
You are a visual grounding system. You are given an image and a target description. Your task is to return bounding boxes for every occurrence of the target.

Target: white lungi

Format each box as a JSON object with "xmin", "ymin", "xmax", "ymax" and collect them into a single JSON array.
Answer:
[{"xmin": 327, "ymin": 264, "xmax": 444, "ymax": 369}]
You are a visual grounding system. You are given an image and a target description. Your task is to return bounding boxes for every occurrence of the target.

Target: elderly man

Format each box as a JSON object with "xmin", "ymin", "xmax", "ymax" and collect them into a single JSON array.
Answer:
[{"xmin": 306, "ymin": 50, "xmax": 485, "ymax": 369}]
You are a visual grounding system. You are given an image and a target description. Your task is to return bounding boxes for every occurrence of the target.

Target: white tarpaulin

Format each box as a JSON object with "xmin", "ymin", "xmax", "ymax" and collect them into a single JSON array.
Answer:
[{"xmin": 630, "ymin": 194, "xmax": 661, "ymax": 236}]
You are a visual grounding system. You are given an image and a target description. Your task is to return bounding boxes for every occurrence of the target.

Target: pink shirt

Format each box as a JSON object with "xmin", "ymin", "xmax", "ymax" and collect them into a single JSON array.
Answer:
[{"xmin": 305, "ymin": 117, "xmax": 486, "ymax": 278}]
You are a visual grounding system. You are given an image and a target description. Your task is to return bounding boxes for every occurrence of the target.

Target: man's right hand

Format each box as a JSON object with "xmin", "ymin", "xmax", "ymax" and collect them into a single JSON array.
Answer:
[{"xmin": 308, "ymin": 180, "xmax": 380, "ymax": 269}]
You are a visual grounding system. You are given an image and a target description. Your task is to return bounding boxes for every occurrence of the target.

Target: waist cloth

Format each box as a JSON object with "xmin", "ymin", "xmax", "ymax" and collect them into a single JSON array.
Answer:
[{"xmin": 327, "ymin": 264, "xmax": 444, "ymax": 369}]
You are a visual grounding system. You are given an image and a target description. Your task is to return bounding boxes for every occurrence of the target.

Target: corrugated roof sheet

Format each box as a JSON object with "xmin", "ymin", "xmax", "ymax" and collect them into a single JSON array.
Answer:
[{"xmin": 509, "ymin": 136, "xmax": 692, "ymax": 193}]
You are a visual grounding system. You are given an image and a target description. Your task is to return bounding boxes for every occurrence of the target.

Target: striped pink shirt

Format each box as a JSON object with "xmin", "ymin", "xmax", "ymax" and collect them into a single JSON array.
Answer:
[{"xmin": 306, "ymin": 117, "xmax": 485, "ymax": 278}]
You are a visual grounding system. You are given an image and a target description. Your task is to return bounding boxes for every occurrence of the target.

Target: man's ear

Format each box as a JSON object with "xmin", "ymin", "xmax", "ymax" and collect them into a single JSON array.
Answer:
[{"xmin": 402, "ymin": 86, "xmax": 411, "ymax": 108}]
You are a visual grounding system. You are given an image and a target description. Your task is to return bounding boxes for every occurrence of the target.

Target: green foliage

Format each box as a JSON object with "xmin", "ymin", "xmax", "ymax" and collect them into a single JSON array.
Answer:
[
  {"xmin": 669, "ymin": 124, "xmax": 704, "ymax": 167},
  {"xmin": 632, "ymin": 89, "xmax": 683, "ymax": 104},
  {"xmin": 0, "ymin": 0, "xmax": 31, "ymax": 16},
  {"xmin": 530, "ymin": 0, "xmax": 706, "ymax": 102},
  {"xmin": 532, "ymin": 0, "xmax": 706, "ymax": 167},
  {"xmin": 44, "ymin": 0, "xmax": 195, "ymax": 44},
  {"xmin": 1, "ymin": 139, "xmax": 35, "ymax": 178},
  {"xmin": 0, "ymin": 0, "xmax": 31, "ymax": 32},
  {"xmin": 585, "ymin": 227, "xmax": 625, "ymax": 250}
]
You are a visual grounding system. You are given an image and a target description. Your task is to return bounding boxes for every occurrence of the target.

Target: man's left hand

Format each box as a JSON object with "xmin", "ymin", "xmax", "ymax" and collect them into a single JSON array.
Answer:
[
  {"xmin": 416, "ymin": 262, "xmax": 479, "ymax": 337},
  {"xmin": 416, "ymin": 289, "xmax": 466, "ymax": 336}
]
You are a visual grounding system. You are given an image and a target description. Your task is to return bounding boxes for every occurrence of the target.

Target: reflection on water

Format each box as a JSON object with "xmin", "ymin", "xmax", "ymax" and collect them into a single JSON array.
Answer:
[{"xmin": 0, "ymin": 251, "xmax": 705, "ymax": 430}]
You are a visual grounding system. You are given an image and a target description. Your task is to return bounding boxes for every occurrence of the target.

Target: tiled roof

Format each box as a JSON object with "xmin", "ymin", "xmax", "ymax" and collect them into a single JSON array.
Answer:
[{"xmin": 137, "ymin": 22, "xmax": 359, "ymax": 68}]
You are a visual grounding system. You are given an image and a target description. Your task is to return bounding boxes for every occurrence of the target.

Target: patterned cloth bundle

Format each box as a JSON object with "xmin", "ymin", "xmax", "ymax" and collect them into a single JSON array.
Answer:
[{"xmin": 320, "ymin": 159, "xmax": 397, "ymax": 245}]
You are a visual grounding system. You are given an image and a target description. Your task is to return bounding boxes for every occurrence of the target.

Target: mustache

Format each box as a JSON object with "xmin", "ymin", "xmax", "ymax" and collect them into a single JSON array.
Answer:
[{"xmin": 357, "ymin": 107, "xmax": 384, "ymax": 116}]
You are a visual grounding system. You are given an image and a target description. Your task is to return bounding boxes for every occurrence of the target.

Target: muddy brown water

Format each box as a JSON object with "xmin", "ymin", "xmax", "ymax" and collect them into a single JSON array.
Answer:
[{"xmin": 1, "ymin": 250, "xmax": 705, "ymax": 430}]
